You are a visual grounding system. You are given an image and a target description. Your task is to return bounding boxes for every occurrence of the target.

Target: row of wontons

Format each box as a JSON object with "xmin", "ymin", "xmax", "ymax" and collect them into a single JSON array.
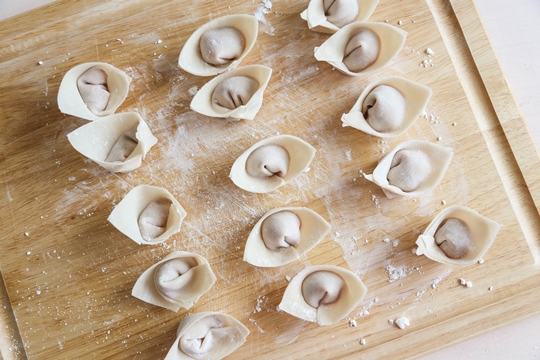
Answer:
[{"xmin": 55, "ymin": 2, "xmax": 502, "ymax": 357}]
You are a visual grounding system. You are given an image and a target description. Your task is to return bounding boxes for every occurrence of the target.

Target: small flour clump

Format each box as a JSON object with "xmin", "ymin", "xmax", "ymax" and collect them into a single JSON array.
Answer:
[
  {"xmin": 385, "ymin": 265, "xmax": 412, "ymax": 282},
  {"xmin": 395, "ymin": 317, "xmax": 410, "ymax": 329},
  {"xmin": 459, "ymin": 278, "xmax": 472, "ymax": 288}
]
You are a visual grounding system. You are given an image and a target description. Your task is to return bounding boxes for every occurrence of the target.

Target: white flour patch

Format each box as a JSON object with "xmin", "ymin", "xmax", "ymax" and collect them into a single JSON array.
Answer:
[
  {"xmin": 248, "ymin": 318, "xmax": 265, "ymax": 333},
  {"xmin": 157, "ymin": 124, "xmax": 195, "ymax": 173},
  {"xmin": 385, "ymin": 264, "xmax": 413, "ymax": 283},
  {"xmin": 357, "ymin": 297, "xmax": 378, "ymax": 317},
  {"xmin": 152, "ymin": 57, "xmax": 175, "ymax": 73},
  {"xmin": 275, "ymin": 320, "xmax": 305, "ymax": 345},
  {"xmin": 254, "ymin": 0, "xmax": 275, "ymax": 35},
  {"xmin": 431, "ymin": 269, "xmax": 452, "ymax": 289}
]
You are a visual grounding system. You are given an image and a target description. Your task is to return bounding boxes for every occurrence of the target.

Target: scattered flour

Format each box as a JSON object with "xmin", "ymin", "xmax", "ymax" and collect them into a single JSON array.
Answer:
[
  {"xmin": 385, "ymin": 265, "xmax": 412, "ymax": 282},
  {"xmin": 254, "ymin": 0, "xmax": 275, "ymax": 35}
]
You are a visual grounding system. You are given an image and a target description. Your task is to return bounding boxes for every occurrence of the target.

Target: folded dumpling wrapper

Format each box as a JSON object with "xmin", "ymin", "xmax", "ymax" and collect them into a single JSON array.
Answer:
[
  {"xmin": 300, "ymin": 0, "xmax": 379, "ymax": 34},
  {"xmin": 190, "ymin": 65, "xmax": 272, "ymax": 121},
  {"xmin": 279, "ymin": 265, "xmax": 367, "ymax": 326},
  {"xmin": 108, "ymin": 185, "xmax": 187, "ymax": 245},
  {"xmin": 57, "ymin": 62, "xmax": 131, "ymax": 121},
  {"xmin": 342, "ymin": 76, "xmax": 433, "ymax": 138},
  {"xmin": 132, "ymin": 251, "xmax": 216, "ymax": 311},
  {"xmin": 229, "ymin": 135, "xmax": 316, "ymax": 193},
  {"xmin": 67, "ymin": 112, "xmax": 157, "ymax": 173},
  {"xmin": 364, "ymin": 140, "xmax": 453, "ymax": 198},
  {"xmin": 415, "ymin": 205, "xmax": 501, "ymax": 266},
  {"xmin": 244, "ymin": 207, "xmax": 331, "ymax": 267},
  {"xmin": 314, "ymin": 21, "xmax": 407, "ymax": 76},
  {"xmin": 164, "ymin": 312, "xmax": 250, "ymax": 360},
  {"xmin": 178, "ymin": 14, "xmax": 258, "ymax": 77}
]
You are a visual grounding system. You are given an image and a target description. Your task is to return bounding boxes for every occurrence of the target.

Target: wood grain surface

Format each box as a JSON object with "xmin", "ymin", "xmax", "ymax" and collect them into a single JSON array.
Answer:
[{"xmin": 1, "ymin": 0, "xmax": 539, "ymax": 359}]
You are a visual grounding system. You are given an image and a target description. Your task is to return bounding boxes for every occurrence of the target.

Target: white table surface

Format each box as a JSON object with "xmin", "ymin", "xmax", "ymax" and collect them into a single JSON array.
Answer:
[{"xmin": 1, "ymin": 0, "xmax": 539, "ymax": 359}]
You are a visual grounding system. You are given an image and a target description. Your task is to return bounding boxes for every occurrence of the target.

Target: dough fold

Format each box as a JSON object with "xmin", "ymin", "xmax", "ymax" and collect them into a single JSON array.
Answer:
[
  {"xmin": 342, "ymin": 28, "xmax": 380, "ymax": 73},
  {"xmin": 245, "ymin": 144, "xmax": 290, "ymax": 179},
  {"xmin": 77, "ymin": 66, "xmax": 110, "ymax": 115},
  {"xmin": 261, "ymin": 211, "xmax": 301, "ymax": 250},
  {"xmin": 200, "ymin": 27, "xmax": 245, "ymax": 66},
  {"xmin": 138, "ymin": 197, "xmax": 173, "ymax": 241},
  {"xmin": 323, "ymin": 0, "xmax": 359, "ymax": 28}
]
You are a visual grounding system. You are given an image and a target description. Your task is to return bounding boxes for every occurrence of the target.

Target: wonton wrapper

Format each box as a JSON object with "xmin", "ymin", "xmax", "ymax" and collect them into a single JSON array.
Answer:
[
  {"xmin": 164, "ymin": 312, "xmax": 249, "ymax": 360},
  {"xmin": 279, "ymin": 265, "xmax": 367, "ymax": 326},
  {"xmin": 415, "ymin": 205, "xmax": 501, "ymax": 266},
  {"xmin": 108, "ymin": 185, "xmax": 187, "ymax": 245},
  {"xmin": 342, "ymin": 76, "xmax": 432, "ymax": 137},
  {"xmin": 190, "ymin": 65, "xmax": 272, "ymax": 121},
  {"xmin": 364, "ymin": 140, "xmax": 453, "ymax": 198},
  {"xmin": 132, "ymin": 251, "xmax": 216, "ymax": 311},
  {"xmin": 314, "ymin": 21, "xmax": 407, "ymax": 76},
  {"xmin": 229, "ymin": 135, "xmax": 316, "ymax": 193},
  {"xmin": 244, "ymin": 207, "xmax": 331, "ymax": 267},
  {"xmin": 300, "ymin": 0, "xmax": 379, "ymax": 34},
  {"xmin": 58, "ymin": 62, "xmax": 131, "ymax": 121},
  {"xmin": 67, "ymin": 112, "xmax": 157, "ymax": 173},
  {"xmin": 178, "ymin": 15, "xmax": 258, "ymax": 76}
]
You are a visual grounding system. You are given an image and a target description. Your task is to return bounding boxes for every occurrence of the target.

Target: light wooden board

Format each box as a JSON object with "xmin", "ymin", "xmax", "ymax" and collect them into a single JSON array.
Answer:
[{"xmin": 1, "ymin": 0, "xmax": 539, "ymax": 358}]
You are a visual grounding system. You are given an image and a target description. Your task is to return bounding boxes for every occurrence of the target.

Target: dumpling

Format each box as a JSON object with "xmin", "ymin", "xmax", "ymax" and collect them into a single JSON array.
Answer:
[
  {"xmin": 342, "ymin": 76, "xmax": 433, "ymax": 137},
  {"xmin": 77, "ymin": 66, "xmax": 110, "ymax": 115},
  {"xmin": 164, "ymin": 312, "xmax": 249, "ymax": 360},
  {"xmin": 138, "ymin": 197, "xmax": 173, "ymax": 241},
  {"xmin": 200, "ymin": 27, "xmax": 245, "ymax": 66},
  {"xmin": 244, "ymin": 207, "xmax": 331, "ymax": 267},
  {"xmin": 178, "ymin": 14, "xmax": 258, "ymax": 76},
  {"xmin": 415, "ymin": 205, "xmax": 501, "ymax": 265},
  {"xmin": 342, "ymin": 28, "xmax": 380, "ymax": 72},
  {"xmin": 67, "ymin": 112, "xmax": 157, "ymax": 173},
  {"xmin": 278, "ymin": 265, "xmax": 367, "ymax": 326},
  {"xmin": 363, "ymin": 140, "xmax": 453, "ymax": 198},
  {"xmin": 435, "ymin": 219, "xmax": 472, "ymax": 259},
  {"xmin": 108, "ymin": 185, "xmax": 187, "ymax": 245},
  {"xmin": 229, "ymin": 135, "xmax": 316, "ymax": 193},
  {"xmin": 58, "ymin": 62, "xmax": 131, "ymax": 121},
  {"xmin": 190, "ymin": 65, "xmax": 272, "ymax": 121},
  {"xmin": 314, "ymin": 22, "xmax": 407, "ymax": 76},
  {"xmin": 132, "ymin": 251, "xmax": 216, "ymax": 311},
  {"xmin": 300, "ymin": 0, "xmax": 379, "ymax": 34}
]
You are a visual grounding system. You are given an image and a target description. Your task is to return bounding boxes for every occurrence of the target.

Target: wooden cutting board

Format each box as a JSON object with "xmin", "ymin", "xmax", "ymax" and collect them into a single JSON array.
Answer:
[{"xmin": 1, "ymin": 0, "xmax": 540, "ymax": 359}]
